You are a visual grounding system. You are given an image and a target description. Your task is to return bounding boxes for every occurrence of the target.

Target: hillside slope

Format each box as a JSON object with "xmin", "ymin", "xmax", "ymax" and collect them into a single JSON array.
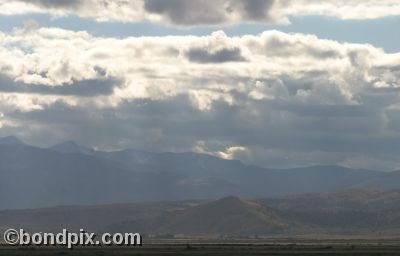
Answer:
[{"xmin": 2, "ymin": 190, "xmax": 400, "ymax": 237}]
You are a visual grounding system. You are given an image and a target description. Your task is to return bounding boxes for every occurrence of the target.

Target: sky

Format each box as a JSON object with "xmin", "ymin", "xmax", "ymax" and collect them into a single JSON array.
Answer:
[{"xmin": 1, "ymin": 0, "xmax": 400, "ymax": 171}]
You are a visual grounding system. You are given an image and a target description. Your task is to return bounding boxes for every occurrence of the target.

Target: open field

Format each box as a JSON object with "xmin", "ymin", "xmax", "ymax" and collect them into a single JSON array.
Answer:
[{"xmin": 2, "ymin": 240, "xmax": 400, "ymax": 256}]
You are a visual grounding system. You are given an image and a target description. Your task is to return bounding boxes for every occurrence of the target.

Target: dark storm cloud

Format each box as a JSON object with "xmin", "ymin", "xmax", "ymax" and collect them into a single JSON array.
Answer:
[
  {"xmin": 6, "ymin": 95, "xmax": 203, "ymax": 151},
  {"xmin": 144, "ymin": 0, "xmax": 225, "ymax": 25},
  {"xmin": 185, "ymin": 47, "xmax": 246, "ymax": 63},
  {"xmin": 21, "ymin": 0, "xmax": 82, "ymax": 8},
  {"xmin": 273, "ymin": 103, "xmax": 374, "ymax": 117},
  {"xmin": 385, "ymin": 108, "xmax": 400, "ymax": 132},
  {"xmin": 0, "ymin": 74, "xmax": 121, "ymax": 97},
  {"xmin": 8, "ymin": 90, "xmax": 399, "ymax": 155},
  {"xmin": 3, "ymin": 78, "xmax": 400, "ymax": 172},
  {"xmin": 144, "ymin": 0, "xmax": 279, "ymax": 25},
  {"xmin": 241, "ymin": 0, "xmax": 276, "ymax": 21}
]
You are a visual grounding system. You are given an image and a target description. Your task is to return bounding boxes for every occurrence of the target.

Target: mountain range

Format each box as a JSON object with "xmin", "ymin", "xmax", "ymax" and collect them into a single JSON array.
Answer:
[{"xmin": 1, "ymin": 135, "xmax": 400, "ymax": 210}]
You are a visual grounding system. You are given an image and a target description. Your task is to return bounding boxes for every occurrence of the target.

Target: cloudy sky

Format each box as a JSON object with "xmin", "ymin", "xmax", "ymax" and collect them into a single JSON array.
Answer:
[{"xmin": 1, "ymin": 0, "xmax": 400, "ymax": 171}]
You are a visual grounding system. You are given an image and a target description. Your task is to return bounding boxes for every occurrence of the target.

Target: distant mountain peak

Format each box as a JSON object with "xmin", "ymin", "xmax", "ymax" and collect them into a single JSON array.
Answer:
[
  {"xmin": 0, "ymin": 135, "xmax": 24, "ymax": 145},
  {"xmin": 50, "ymin": 141, "xmax": 93, "ymax": 154}
]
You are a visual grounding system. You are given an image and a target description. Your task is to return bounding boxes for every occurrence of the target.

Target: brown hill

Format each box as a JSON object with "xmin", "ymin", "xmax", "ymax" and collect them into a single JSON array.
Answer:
[
  {"xmin": 108, "ymin": 196, "xmax": 289, "ymax": 236},
  {"xmin": 2, "ymin": 190, "xmax": 400, "ymax": 238}
]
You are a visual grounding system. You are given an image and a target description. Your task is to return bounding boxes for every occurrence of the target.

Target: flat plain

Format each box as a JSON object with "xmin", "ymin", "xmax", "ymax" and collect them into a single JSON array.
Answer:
[{"xmin": 2, "ymin": 240, "xmax": 400, "ymax": 256}]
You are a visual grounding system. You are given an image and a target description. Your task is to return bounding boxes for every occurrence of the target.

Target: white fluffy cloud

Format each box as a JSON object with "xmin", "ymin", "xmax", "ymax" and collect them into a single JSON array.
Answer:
[
  {"xmin": 1, "ymin": 23, "xmax": 400, "ymax": 170},
  {"xmin": 1, "ymin": 0, "xmax": 400, "ymax": 25}
]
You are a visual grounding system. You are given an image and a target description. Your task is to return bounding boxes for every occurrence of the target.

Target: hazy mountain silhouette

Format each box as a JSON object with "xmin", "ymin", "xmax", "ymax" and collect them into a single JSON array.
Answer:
[
  {"xmin": 50, "ymin": 141, "xmax": 95, "ymax": 155},
  {"xmin": 0, "ymin": 135, "xmax": 24, "ymax": 145},
  {"xmin": 0, "ymin": 136, "xmax": 399, "ymax": 210}
]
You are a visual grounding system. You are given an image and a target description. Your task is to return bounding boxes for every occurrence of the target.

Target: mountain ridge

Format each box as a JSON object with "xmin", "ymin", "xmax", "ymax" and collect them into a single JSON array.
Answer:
[
  {"xmin": 0, "ymin": 135, "xmax": 399, "ymax": 210},
  {"xmin": 0, "ymin": 135, "xmax": 24, "ymax": 145}
]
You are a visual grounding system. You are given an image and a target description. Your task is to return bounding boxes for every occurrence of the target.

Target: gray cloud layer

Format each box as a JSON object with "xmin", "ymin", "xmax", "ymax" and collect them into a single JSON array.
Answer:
[
  {"xmin": 1, "ymin": 26, "xmax": 400, "ymax": 170},
  {"xmin": 25, "ymin": 0, "xmax": 82, "ymax": 8},
  {"xmin": 1, "ymin": 0, "xmax": 400, "ymax": 25}
]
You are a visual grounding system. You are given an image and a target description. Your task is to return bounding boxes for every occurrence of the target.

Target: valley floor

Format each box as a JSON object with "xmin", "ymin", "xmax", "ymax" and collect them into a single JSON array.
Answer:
[{"xmin": 2, "ymin": 239, "xmax": 400, "ymax": 256}]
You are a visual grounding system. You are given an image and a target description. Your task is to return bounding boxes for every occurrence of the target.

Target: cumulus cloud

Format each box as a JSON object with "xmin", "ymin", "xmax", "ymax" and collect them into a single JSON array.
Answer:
[
  {"xmin": 1, "ymin": 0, "xmax": 400, "ymax": 25},
  {"xmin": 1, "ymin": 25, "xmax": 400, "ymax": 170}
]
